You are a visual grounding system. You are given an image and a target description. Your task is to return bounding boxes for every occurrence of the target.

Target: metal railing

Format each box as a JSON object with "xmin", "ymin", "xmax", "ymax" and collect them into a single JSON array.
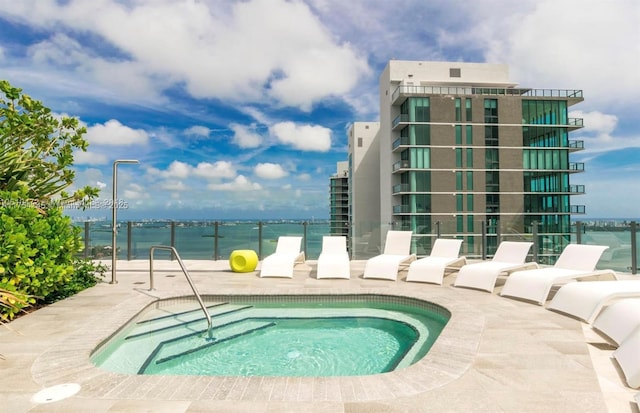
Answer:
[
  {"xmin": 79, "ymin": 219, "xmax": 638, "ymax": 274},
  {"xmin": 149, "ymin": 245, "xmax": 212, "ymax": 337}
]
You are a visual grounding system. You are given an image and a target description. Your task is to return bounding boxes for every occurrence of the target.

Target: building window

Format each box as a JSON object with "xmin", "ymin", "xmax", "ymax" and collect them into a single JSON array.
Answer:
[
  {"xmin": 465, "ymin": 98, "xmax": 472, "ymax": 121},
  {"xmin": 455, "ymin": 98, "xmax": 462, "ymax": 121},
  {"xmin": 455, "ymin": 125, "xmax": 462, "ymax": 145},
  {"xmin": 484, "ymin": 99, "xmax": 498, "ymax": 123},
  {"xmin": 358, "ymin": 137, "xmax": 363, "ymax": 147},
  {"xmin": 450, "ymin": 68, "xmax": 461, "ymax": 78}
]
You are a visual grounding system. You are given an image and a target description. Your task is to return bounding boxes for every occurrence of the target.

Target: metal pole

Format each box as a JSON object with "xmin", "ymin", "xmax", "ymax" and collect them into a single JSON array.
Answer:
[
  {"xmin": 303, "ymin": 221, "xmax": 308, "ymax": 257},
  {"xmin": 84, "ymin": 221, "xmax": 90, "ymax": 258},
  {"xmin": 532, "ymin": 221, "xmax": 538, "ymax": 263},
  {"xmin": 258, "ymin": 221, "xmax": 263, "ymax": 259},
  {"xmin": 214, "ymin": 221, "xmax": 219, "ymax": 261},
  {"xmin": 111, "ymin": 159, "xmax": 139, "ymax": 284},
  {"xmin": 127, "ymin": 221, "xmax": 133, "ymax": 261},
  {"xmin": 575, "ymin": 221, "xmax": 583, "ymax": 244},
  {"xmin": 170, "ymin": 221, "xmax": 176, "ymax": 261},
  {"xmin": 631, "ymin": 221, "xmax": 637, "ymax": 275}
]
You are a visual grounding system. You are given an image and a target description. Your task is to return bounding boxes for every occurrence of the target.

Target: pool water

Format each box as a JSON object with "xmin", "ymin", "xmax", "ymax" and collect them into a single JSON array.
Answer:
[{"xmin": 91, "ymin": 295, "xmax": 449, "ymax": 377}]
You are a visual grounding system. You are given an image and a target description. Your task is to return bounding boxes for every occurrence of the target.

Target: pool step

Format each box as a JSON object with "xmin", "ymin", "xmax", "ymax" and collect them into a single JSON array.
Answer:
[
  {"xmin": 125, "ymin": 304, "xmax": 253, "ymax": 340},
  {"xmin": 138, "ymin": 318, "xmax": 276, "ymax": 374},
  {"xmin": 135, "ymin": 302, "xmax": 229, "ymax": 325}
]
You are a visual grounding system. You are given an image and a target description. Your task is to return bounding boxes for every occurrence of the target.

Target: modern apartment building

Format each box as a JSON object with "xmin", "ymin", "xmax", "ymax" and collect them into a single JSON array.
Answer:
[
  {"xmin": 348, "ymin": 60, "xmax": 585, "ymax": 260},
  {"xmin": 329, "ymin": 161, "xmax": 349, "ymax": 237}
]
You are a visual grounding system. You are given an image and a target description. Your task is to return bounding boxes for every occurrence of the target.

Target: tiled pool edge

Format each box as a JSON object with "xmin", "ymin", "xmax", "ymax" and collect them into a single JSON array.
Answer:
[{"xmin": 30, "ymin": 286, "xmax": 484, "ymax": 402}]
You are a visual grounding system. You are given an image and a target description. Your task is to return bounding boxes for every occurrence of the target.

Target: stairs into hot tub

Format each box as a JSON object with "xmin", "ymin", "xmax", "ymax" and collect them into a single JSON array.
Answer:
[{"xmin": 121, "ymin": 302, "xmax": 277, "ymax": 374}]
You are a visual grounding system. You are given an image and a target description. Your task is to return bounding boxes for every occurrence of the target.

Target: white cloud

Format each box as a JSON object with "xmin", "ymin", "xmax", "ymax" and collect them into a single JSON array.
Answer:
[
  {"xmin": 254, "ymin": 163, "xmax": 288, "ymax": 179},
  {"xmin": 568, "ymin": 110, "xmax": 640, "ymax": 154},
  {"xmin": 193, "ymin": 161, "xmax": 236, "ymax": 179},
  {"xmin": 269, "ymin": 121, "xmax": 332, "ymax": 151},
  {"xmin": 476, "ymin": 0, "xmax": 640, "ymax": 106},
  {"xmin": 230, "ymin": 123, "xmax": 263, "ymax": 148},
  {"xmin": 96, "ymin": 181, "xmax": 107, "ymax": 189},
  {"xmin": 184, "ymin": 125, "xmax": 211, "ymax": 138},
  {"xmin": 0, "ymin": 0, "xmax": 370, "ymax": 111},
  {"xmin": 86, "ymin": 119, "xmax": 149, "ymax": 146},
  {"xmin": 73, "ymin": 150, "xmax": 109, "ymax": 165},
  {"xmin": 163, "ymin": 160, "xmax": 191, "ymax": 179},
  {"xmin": 208, "ymin": 175, "xmax": 262, "ymax": 191},
  {"xmin": 123, "ymin": 185, "xmax": 148, "ymax": 200},
  {"xmin": 160, "ymin": 180, "xmax": 188, "ymax": 191},
  {"xmin": 570, "ymin": 110, "xmax": 617, "ymax": 140}
]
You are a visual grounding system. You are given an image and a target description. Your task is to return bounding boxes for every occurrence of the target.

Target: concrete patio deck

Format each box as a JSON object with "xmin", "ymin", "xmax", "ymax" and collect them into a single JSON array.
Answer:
[{"xmin": 1, "ymin": 259, "xmax": 638, "ymax": 413}]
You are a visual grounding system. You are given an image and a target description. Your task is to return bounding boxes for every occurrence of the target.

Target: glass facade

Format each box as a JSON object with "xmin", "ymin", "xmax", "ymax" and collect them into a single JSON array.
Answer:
[
  {"xmin": 329, "ymin": 175, "xmax": 349, "ymax": 236},
  {"xmin": 385, "ymin": 79, "xmax": 583, "ymax": 260},
  {"xmin": 522, "ymin": 100, "xmax": 573, "ymax": 241}
]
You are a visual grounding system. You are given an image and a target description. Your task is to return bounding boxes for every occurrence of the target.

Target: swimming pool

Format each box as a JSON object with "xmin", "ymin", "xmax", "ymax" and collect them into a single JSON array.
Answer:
[{"xmin": 91, "ymin": 294, "xmax": 450, "ymax": 377}]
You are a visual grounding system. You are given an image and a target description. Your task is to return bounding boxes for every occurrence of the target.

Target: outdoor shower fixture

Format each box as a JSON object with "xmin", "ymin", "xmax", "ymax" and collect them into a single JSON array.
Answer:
[{"xmin": 111, "ymin": 159, "xmax": 139, "ymax": 284}]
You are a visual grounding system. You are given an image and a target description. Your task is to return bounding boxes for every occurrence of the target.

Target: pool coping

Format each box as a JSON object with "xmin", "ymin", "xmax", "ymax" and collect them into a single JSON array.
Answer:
[{"xmin": 30, "ymin": 286, "xmax": 484, "ymax": 403}]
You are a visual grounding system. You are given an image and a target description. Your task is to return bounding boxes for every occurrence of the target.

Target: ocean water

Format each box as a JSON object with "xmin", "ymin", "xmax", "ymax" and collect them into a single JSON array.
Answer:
[{"xmin": 80, "ymin": 221, "xmax": 331, "ymax": 260}]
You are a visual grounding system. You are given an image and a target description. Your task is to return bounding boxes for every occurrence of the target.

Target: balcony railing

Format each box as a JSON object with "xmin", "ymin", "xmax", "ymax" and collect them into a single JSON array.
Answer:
[
  {"xmin": 391, "ymin": 85, "xmax": 584, "ymax": 105},
  {"xmin": 571, "ymin": 205, "xmax": 586, "ymax": 214},
  {"xmin": 392, "ymin": 183, "xmax": 410, "ymax": 194},
  {"xmin": 569, "ymin": 162, "xmax": 585, "ymax": 172},
  {"xmin": 76, "ymin": 219, "xmax": 638, "ymax": 274},
  {"xmin": 392, "ymin": 113, "xmax": 410, "ymax": 130},
  {"xmin": 570, "ymin": 185, "xmax": 586, "ymax": 194},
  {"xmin": 392, "ymin": 160, "xmax": 411, "ymax": 172},
  {"xmin": 392, "ymin": 136, "xmax": 411, "ymax": 151},
  {"xmin": 569, "ymin": 140, "xmax": 584, "ymax": 151}
]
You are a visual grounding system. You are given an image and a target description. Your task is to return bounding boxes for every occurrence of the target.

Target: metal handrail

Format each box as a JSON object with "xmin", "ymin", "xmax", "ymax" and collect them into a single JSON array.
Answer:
[{"xmin": 149, "ymin": 245, "xmax": 212, "ymax": 335}]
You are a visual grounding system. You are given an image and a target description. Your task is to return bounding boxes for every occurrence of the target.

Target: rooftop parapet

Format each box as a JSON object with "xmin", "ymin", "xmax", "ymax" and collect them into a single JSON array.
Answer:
[{"xmin": 391, "ymin": 85, "xmax": 584, "ymax": 105}]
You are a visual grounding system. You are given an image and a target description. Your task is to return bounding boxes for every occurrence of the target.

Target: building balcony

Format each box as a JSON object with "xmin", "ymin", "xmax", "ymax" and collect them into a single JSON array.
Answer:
[
  {"xmin": 392, "ymin": 160, "xmax": 411, "ymax": 172},
  {"xmin": 567, "ymin": 118, "xmax": 584, "ymax": 131},
  {"xmin": 571, "ymin": 205, "xmax": 586, "ymax": 214},
  {"xmin": 392, "ymin": 183, "xmax": 410, "ymax": 194},
  {"xmin": 568, "ymin": 140, "xmax": 584, "ymax": 152},
  {"xmin": 392, "ymin": 114, "xmax": 410, "ymax": 130},
  {"xmin": 392, "ymin": 204, "xmax": 411, "ymax": 214},
  {"xmin": 570, "ymin": 185, "xmax": 586, "ymax": 194},
  {"xmin": 392, "ymin": 136, "xmax": 411, "ymax": 152},
  {"xmin": 569, "ymin": 162, "xmax": 585, "ymax": 172}
]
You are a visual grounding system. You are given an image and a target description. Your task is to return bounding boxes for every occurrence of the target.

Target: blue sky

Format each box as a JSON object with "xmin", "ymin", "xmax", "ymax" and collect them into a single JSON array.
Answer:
[{"xmin": 0, "ymin": 0, "xmax": 638, "ymax": 221}]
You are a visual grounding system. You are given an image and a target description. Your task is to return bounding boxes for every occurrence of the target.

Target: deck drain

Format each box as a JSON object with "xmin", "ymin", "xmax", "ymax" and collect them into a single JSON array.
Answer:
[{"xmin": 31, "ymin": 383, "xmax": 81, "ymax": 404}]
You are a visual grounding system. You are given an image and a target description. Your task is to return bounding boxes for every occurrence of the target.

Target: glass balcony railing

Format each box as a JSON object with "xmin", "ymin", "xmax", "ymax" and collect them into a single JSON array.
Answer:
[
  {"xmin": 77, "ymin": 219, "xmax": 638, "ymax": 275},
  {"xmin": 569, "ymin": 162, "xmax": 585, "ymax": 171},
  {"xmin": 570, "ymin": 185, "xmax": 586, "ymax": 194},
  {"xmin": 569, "ymin": 140, "xmax": 584, "ymax": 150},
  {"xmin": 391, "ymin": 85, "xmax": 583, "ymax": 105},
  {"xmin": 392, "ymin": 183, "xmax": 410, "ymax": 194},
  {"xmin": 392, "ymin": 160, "xmax": 411, "ymax": 172}
]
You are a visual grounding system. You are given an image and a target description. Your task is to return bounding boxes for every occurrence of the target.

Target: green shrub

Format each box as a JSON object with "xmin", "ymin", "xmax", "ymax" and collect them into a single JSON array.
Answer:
[
  {"xmin": 0, "ymin": 189, "xmax": 83, "ymax": 319},
  {"xmin": 43, "ymin": 258, "xmax": 107, "ymax": 304}
]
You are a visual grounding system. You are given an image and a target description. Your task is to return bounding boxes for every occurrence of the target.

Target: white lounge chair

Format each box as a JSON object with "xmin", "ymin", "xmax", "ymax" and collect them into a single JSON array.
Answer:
[
  {"xmin": 613, "ymin": 325, "xmax": 640, "ymax": 389},
  {"xmin": 363, "ymin": 230, "xmax": 416, "ymax": 280},
  {"xmin": 316, "ymin": 236, "xmax": 350, "ymax": 279},
  {"xmin": 499, "ymin": 244, "xmax": 616, "ymax": 305},
  {"xmin": 259, "ymin": 236, "xmax": 305, "ymax": 278},
  {"xmin": 405, "ymin": 238, "xmax": 465, "ymax": 284},
  {"xmin": 592, "ymin": 298, "xmax": 640, "ymax": 345},
  {"xmin": 453, "ymin": 241, "xmax": 537, "ymax": 292},
  {"xmin": 547, "ymin": 280, "xmax": 640, "ymax": 323}
]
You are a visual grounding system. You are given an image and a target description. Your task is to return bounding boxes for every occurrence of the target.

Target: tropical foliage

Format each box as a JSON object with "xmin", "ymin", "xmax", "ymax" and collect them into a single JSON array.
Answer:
[{"xmin": 0, "ymin": 80, "xmax": 101, "ymax": 321}]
